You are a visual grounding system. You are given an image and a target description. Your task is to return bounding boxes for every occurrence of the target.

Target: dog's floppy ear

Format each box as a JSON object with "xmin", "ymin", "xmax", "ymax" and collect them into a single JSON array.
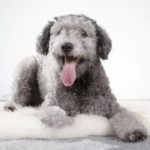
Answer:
[
  {"xmin": 36, "ymin": 21, "xmax": 54, "ymax": 55},
  {"xmin": 95, "ymin": 25, "xmax": 112, "ymax": 60}
]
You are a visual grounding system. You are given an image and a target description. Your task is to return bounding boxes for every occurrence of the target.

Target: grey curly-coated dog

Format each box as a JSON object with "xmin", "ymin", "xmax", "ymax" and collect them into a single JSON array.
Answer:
[{"xmin": 6, "ymin": 14, "xmax": 147, "ymax": 142}]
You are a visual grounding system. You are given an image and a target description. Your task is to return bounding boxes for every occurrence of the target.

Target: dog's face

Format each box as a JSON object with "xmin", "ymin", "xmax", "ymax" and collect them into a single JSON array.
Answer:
[
  {"xmin": 50, "ymin": 16, "xmax": 97, "ymax": 61},
  {"xmin": 37, "ymin": 15, "xmax": 112, "ymax": 87}
]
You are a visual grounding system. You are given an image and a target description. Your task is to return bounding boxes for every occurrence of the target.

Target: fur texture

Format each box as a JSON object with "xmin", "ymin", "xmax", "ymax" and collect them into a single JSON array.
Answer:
[
  {"xmin": 1, "ymin": 100, "xmax": 150, "ymax": 139},
  {"xmin": 5, "ymin": 14, "xmax": 148, "ymax": 142}
]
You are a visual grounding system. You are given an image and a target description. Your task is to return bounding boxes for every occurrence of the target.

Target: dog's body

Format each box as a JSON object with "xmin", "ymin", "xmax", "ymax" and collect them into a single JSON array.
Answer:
[{"xmin": 6, "ymin": 15, "xmax": 147, "ymax": 142}]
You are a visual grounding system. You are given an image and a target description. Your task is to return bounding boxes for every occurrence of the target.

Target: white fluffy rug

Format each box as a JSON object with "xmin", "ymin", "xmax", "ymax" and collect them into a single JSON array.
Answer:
[{"xmin": 0, "ymin": 100, "xmax": 149, "ymax": 139}]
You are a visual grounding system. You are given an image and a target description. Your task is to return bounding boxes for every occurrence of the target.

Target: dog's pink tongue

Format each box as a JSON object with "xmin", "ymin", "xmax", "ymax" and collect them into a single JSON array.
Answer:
[{"xmin": 60, "ymin": 57, "xmax": 77, "ymax": 87}]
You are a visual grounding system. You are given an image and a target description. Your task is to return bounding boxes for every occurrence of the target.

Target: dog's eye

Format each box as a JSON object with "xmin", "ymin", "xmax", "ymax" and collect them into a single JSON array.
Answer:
[
  {"xmin": 56, "ymin": 29, "xmax": 61, "ymax": 35},
  {"xmin": 81, "ymin": 30, "xmax": 88, "ymax": 38}
]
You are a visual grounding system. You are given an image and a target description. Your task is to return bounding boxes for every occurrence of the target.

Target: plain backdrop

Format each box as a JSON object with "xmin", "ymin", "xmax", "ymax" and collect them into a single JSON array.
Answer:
[{"xmin": 0, "ymin": 0, "xmax": 150, "ymax": 99}]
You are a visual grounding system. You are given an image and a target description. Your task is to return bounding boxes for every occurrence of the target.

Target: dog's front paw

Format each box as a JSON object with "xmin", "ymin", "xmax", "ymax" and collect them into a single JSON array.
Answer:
[
  {"xmin": 110, "ymin": 109, "xmax": 148, "ymax": 142},
  {"xmin": 119, "ymin": 122, "xmax": 148, "ymax": 142},
  {"xmin": 39, "ymin": 106, "xmax": 73, "ymax": 128},
  {"xmin": 124, "ymin": 130, "xmax": 147, "ymax": 142}
]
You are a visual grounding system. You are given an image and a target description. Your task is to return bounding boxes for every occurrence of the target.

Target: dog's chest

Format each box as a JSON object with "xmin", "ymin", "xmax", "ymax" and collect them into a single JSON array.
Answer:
[
  {"xmin": 56, "ymin": 90, "xmax": 89, "ymax": 116},
  {"xmin": 55, "ymin": 79, "xmax": 97, "ymax": 116}
]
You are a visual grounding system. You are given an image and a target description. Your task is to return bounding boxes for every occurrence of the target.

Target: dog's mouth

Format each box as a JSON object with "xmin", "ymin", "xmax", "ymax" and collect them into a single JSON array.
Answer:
[{"xmin": 60, "ymin": 56, "xmax": 85, "ymax": 87}]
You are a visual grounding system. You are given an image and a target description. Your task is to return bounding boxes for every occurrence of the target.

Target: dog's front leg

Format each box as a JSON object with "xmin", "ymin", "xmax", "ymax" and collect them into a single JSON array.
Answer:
[
  {"xmin": 38, "ymin": 105, "xmax": 73, "ymax": 128},
  {"xmin": 110, "ymin": 108, "xmax": 147, "ymax": 142}
]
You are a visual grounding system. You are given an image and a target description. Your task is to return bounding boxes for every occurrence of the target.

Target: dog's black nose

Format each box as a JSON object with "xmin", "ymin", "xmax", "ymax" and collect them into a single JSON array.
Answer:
[{"xmin": 61, "ymin": 42, "xmax": 73, "ymax": 53}]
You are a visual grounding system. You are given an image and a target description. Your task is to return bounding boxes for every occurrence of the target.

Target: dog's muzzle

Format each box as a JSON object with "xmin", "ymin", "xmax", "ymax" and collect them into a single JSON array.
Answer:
[{"xmin": 56, "ymin": 42, "xmax": 86, "ymax": 87}]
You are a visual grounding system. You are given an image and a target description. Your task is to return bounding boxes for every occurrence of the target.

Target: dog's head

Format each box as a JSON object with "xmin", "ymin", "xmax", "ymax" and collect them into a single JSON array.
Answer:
[{"xmin": 36, "ymin": 15, "xmax": 112, "ymax": 87}]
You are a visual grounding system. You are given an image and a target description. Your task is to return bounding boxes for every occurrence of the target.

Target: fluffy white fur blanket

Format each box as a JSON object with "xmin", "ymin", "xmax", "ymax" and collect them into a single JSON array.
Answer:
[{"xmin": 0, "ymin": 100, "xmax": 149, "ymax": 139}]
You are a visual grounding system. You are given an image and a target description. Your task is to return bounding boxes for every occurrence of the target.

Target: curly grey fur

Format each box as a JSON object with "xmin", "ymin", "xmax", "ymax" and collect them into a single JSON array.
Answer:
[
  {"xmin": 7, "ymin": 14, "xmax": 147, "ymax": 142},
  {"xmin": 36, "ymin": 21, "xmax": 54, "ymax": 55},
  {"xmin": 95, "ymin": 24, "xmax": 112, "ymax": 59},
  {"xmin": 11, "ymin": 56, "xmax": 44, "ymax": 106}
]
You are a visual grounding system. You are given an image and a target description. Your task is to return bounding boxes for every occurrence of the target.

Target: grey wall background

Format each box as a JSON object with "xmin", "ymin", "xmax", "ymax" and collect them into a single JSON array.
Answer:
[{"xmin": 0, "ymin": 0, "xmax": 150, "ymax": 99}]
